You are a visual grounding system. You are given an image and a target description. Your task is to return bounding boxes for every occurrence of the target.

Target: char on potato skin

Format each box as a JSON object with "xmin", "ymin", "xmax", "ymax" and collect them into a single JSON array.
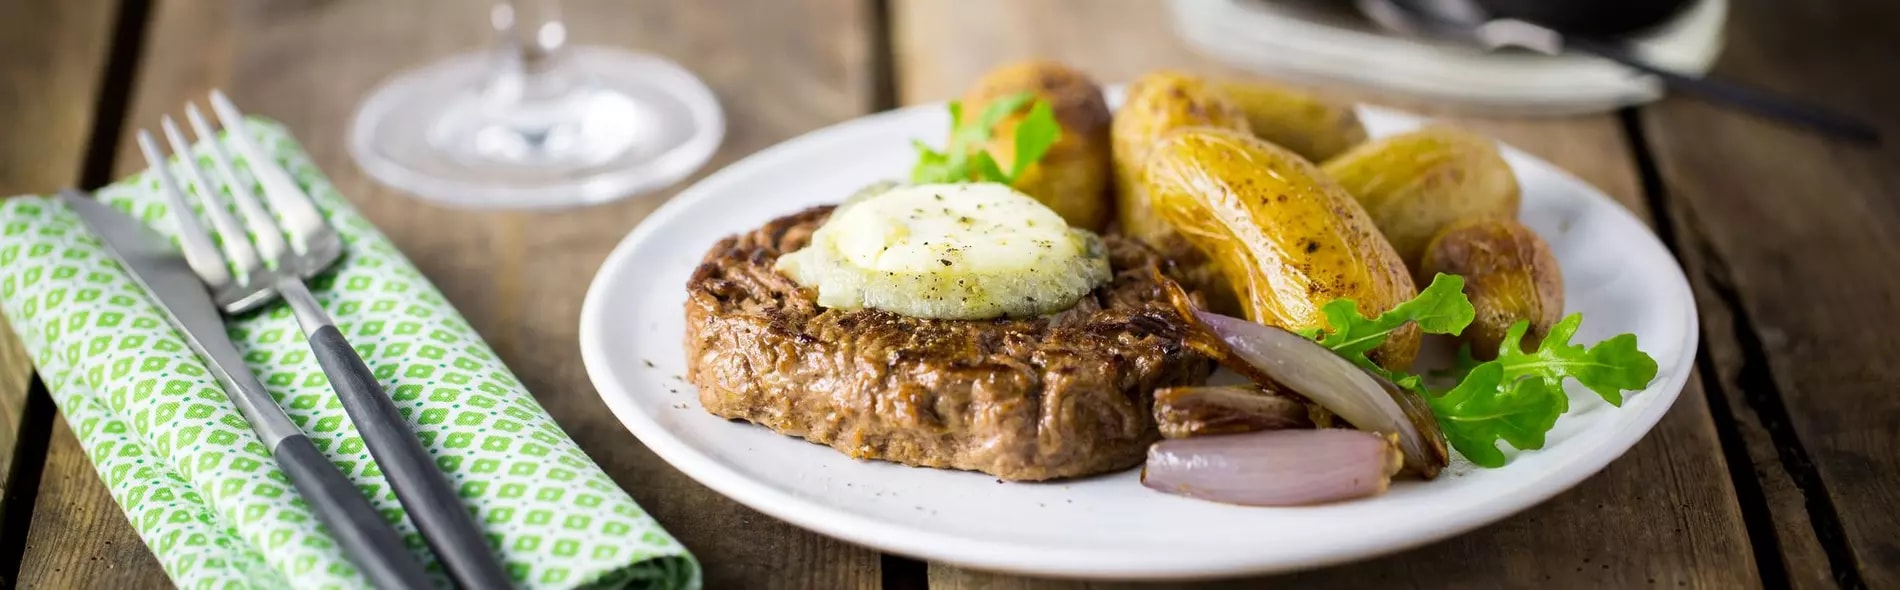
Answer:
[
  {"xmin": 1110, "ymin": 71, "xmax": 1254, "ymax": 315},
  {"xmin": 1420, "ymin": 217, "xmax": 1564, "ymax": 358},
  {"xmin": 1140, "ymin": 127, "xmax": 1422, "ymax": 371},
  {"xmin": 685, "ymin": 207, "xmax": 1212, "ymax": 481},
  {"xmin": 959, "ymin": 60, "xmax": 1116, "ymax": 232},
  {"xmin": 1320, "ymin": 127, "xmax": 1522, "ymax": 271}
]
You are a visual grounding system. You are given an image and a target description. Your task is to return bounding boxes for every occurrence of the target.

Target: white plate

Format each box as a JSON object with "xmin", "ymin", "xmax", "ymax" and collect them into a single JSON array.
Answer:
[{"xmin": 578, "ymin": 101, "xmax": 1698, "ymax": 580}]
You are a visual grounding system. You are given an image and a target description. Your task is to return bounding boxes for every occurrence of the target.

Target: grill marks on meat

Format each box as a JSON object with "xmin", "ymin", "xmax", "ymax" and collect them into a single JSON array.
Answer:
[{"xmin": 685, "ymin": 206, "xmax": 1212, "ymax": 480}]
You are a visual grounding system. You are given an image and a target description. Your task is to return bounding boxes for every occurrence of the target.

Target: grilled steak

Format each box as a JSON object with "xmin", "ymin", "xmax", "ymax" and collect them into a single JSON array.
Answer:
[{"xmin": 684, "ymin": 206, "xmax": 1211, "ymax": 480}]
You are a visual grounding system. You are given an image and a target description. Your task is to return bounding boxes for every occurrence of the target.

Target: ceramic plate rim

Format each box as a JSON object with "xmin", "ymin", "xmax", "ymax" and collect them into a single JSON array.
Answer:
[{"xmin": 578, "ymin": 101, "xmax": 1700, "ymax": 580}]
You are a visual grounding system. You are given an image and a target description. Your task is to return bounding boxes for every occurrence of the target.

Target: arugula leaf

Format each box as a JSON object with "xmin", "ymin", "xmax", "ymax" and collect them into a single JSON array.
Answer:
[
  {"xmin": 1428, "ymin": 362, "xmax": 1566, "ymax": 467},
  {"xmin": 1431, "ymin": 342, "xmax": 1484, "ymax": 382},
  {"xmin": 910, "ymin": 139, "xmax": 950, "ymax": 186},
  {"xmin": 909, "ymin": 92, "xmax": 1061, "ymax": 185},
  {"xmin": 1009, "ymin": 101, "xmax": 1060, "ymax": 178},
  {"xmin": 1422, "ymin": 317, "xmax": 1658, "ymax": 467},
  {"xmin": 910, "ymin": 100, "xmax": 966, "ymax": 184},
  {"xmin": 1489, "ymin": 314, "xmax": 1659, "ymax": 407},
  {"xmin": 1303, "ymin": 274, "xmax": 1660, "ymax": 468},
  {"xmin": 972, "ymin": 154, "xmax": 1010, "ymax": 185},
  {"xmin": 1308, "ymin": 273, "xmax": 1476, "ymax": 379},
  {"xmin": 971, "ymin": 93, "xmax": 1033, "ymax": 138}
]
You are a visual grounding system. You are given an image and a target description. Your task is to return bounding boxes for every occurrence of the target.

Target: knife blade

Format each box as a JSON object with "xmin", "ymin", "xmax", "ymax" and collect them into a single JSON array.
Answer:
[
  {"xmin": 58, "ymin": 188, "xmax": 431, "ymax": 589},
  {"xmin": 60, "ymin": 189, "xmax": 302, "ymax": 443}
]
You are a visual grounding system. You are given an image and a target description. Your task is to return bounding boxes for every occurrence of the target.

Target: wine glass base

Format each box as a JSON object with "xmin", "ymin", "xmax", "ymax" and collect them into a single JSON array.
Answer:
[{"xmin": 350, "ymin": 47, "xmax": 724, "ymax": 209}]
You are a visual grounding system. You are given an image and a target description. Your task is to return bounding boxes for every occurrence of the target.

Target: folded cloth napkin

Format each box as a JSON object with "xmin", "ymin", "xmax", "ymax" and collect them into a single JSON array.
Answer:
[{"xmin": 0, "ymin": 119, "xmax": 697, "ymax": 589}]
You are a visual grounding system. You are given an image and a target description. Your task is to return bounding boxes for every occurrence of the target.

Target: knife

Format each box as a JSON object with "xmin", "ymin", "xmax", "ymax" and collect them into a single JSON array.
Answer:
[{"xmin": 60, "ymin": 189, "xmax": 432, "ymax": 589}]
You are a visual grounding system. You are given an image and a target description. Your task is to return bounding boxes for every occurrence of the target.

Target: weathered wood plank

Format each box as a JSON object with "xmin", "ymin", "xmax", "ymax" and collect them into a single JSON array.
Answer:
[
  {"xmin": 0, "ymin": 0, "xmax": 116, "ymax": 195},
  {"xmin": 1691, "ymin": 257, "xmax": 1836, "ymax": 590},
  {"xmin": 23, "ymin": 1, "xmax": 885, "ymax": 587},
  {"xmin": 0, "ymin": 0, "xmax": 119, "ymax": 568},
  {"xmin": 894, "ymin": 0, "xmax": 1756, "ymax": 587},
  {"xmin": 1639, "ymin": 0, "xmax": 1900, "ymax": 587},
  {"xmin": 16, "ymin": 422, "xmax": 162, "ymax": 587},
  {"xmin": 490, "ymin": 2, "xmax": 885, "ymax": 585}
]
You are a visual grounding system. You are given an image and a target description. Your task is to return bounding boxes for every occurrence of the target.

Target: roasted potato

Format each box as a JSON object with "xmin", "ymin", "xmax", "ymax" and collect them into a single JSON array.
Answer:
[
  {"xmin": 1215, "ymin": 79, "xmax": 1368, "ymax": 162},
  {"xmin": 1142, "ymin": 128, "xmax": 1421, "ymax": 370},
  {"xmin": 1320, "ymin": 127, "xmax": 1520, "ymax": 271},
  {"xmin": 960, "ymin": 60, "xmax": 1114, "ymax": 231},
  {"xmin": 1110, "ymin": 71, "xmax": 1252, "ymax": 312},
  {"xmin": 1420, "ymin": 218, "xmax": 1563, "ymax": 359}
]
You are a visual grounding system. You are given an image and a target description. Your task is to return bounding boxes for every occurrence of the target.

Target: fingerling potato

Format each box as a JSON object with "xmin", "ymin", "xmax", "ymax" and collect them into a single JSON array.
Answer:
[
  {"xmin": 1215, "ymin": 79, "xmax": 1368, "ymax": 162},
  {"xmin": 1142, "ymin": 127, "xmax": 1421, "ymax": 370},
  {"xmin": 1111, "ymin": 71, "xmax": 1252, "ymax": 311},
  {"xmin": 1420, "ymin": 218, "xmax": 1563, "ymax": 358},
  {"xmin": 1321, "ymin": 127, "xmax": 1521, "ymax": 270},
  {"xmin": 960, "ymin": 60, "xmax": 1115, "ymax": 232}
]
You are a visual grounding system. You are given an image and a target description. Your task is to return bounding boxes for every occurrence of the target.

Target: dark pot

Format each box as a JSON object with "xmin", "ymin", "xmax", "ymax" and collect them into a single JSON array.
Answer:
[{"xmin": 1475, "ymin": 0, "xmax": 1696, "ymax": 37}]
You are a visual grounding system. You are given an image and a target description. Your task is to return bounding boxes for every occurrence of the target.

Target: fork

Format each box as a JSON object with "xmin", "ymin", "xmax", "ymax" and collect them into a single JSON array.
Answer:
[{"xmin": 141, "ymin": 91, "xmax": 512, "ymax": 589}]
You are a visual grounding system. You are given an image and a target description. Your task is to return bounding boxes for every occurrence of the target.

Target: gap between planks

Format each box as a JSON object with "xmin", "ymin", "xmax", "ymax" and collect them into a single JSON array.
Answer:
[
  {"xmin": 891, "ymin": 1, "xmax": 1756, "ymax": 588},
  {"xmin": 1620, "ymin": 110, "xmax": 1802, "ymax": 589},
  {"xmin": 65, "ymin": 0, "xmax": 894, "ymax": 587},
  {"xmin": 864, "ymin": 0, "xmax": 935, "ymax": 588},
  {"xmin": 0, "ymin": 0, "xmax": 153, "ymax": 584},
  {"xmin": 1626, "ymin": 0, "xmax": 1899, "ymax": 586}
]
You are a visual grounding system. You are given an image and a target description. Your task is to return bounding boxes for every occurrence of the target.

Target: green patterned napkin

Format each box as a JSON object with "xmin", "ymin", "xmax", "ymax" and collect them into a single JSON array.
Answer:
[{"xmin": 0, "ymin": 119, "xmax": 698, "ymax": 589}]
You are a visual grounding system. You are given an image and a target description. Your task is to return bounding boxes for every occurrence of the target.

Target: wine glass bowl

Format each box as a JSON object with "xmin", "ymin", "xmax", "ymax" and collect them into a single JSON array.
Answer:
[{"xmin": 349, "ymin": 0, "xmax": 724, "ymax": 209}]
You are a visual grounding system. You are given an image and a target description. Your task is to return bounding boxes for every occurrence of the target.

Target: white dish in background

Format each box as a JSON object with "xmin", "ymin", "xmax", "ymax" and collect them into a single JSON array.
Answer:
[
  {"xmin": 578, "ymin": 99, "xmax": 1698, "ymax": 580},
  {"xmin": 1169, "ymin": 0, "xmax": 1727, "ymax": 115}
]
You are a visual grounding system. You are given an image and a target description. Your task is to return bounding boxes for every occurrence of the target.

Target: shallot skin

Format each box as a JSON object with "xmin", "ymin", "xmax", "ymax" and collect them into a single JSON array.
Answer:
[
  {"xmin": 1154, "ymin": 384, "xmax": 1313, "ymax": 439},
  {"xmin": 1141, "ymin": 429, "xmax": 1404, "ymax": 506},
  {"xmin": 1158, "ymin": 276, "xmax": 1449, "ymax": 479}
]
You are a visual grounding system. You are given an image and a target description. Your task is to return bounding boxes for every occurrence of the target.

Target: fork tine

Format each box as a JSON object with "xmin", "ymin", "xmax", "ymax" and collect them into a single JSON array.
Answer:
[
  {"xmin": 208, "ymin": 90, "xmax": 327, "ymax": 253},
  {"xmin": 187, "ymin": 103, "xmax": 288, "ymax": 264},
  {"xmin": 162, "ymin": 116, "xmax": 262, "ymax": 279},
  {"xmin": 137, "ymin": 130, "xmax": 232, "ymax": 288}
]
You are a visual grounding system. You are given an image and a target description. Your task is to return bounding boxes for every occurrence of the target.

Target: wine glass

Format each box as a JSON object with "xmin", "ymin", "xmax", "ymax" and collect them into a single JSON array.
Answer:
[{"xmin": 349, "ymin": 0, "xmax": 724, "ymax": 209}]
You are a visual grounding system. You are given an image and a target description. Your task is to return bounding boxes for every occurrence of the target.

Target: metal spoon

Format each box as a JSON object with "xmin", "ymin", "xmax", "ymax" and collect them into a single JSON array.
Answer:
[{"xmin": 1357, "ymin": 0, "xmax": 1880, "ymax": 143}]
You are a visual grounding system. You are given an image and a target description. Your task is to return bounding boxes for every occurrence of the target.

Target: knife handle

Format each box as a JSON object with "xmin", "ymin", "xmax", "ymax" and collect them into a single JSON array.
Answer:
[
  {"xmin": 274, "ymin": 434, "xmax": 434, "ymax": 588},
  {"xmin": 308, "ymin": 324, "xmax": 514, "ymax": 590}
]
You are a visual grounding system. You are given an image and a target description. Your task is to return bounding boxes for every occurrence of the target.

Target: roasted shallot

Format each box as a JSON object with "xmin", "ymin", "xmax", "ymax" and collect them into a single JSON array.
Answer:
[
  {"xmin": 1142, "ymin": 429, "xmax": 1404, "ymax": 506},
  {"xmin": 1161, "ymin": 278, "xmax": 1450, "ymax": 477},
  {"xmin": 1153, "ymin": 384, "xmax": 1313, "ymax": 439}
]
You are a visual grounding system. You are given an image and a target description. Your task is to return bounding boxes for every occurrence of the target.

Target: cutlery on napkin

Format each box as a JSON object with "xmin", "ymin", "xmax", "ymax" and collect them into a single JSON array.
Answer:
[{"xmin": 0, "ymin": 119, "xmax": 698, "ymax": 589}]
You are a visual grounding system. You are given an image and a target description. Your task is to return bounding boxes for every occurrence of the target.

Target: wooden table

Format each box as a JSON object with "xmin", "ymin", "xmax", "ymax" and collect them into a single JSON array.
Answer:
[{"xmin": 0, "ymin": 0, "xmax": 1892, "ymax": 587}]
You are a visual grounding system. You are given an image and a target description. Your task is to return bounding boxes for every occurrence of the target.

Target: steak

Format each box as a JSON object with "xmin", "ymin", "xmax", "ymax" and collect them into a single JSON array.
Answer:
[{"xmin": 684, "ymin": 206, "xmax": 1211, "ymax": 480}]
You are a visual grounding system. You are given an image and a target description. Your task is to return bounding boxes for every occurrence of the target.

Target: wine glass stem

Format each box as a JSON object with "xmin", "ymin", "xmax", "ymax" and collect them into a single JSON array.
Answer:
[{"xmin": 495, "ymin": 0, "xmax": 567, "ymax": 81}]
